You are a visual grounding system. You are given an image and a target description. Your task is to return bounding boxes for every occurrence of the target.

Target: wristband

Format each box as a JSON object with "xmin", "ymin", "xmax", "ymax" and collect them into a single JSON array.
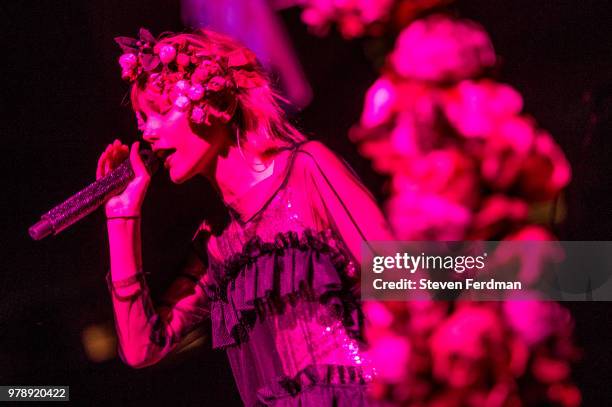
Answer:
[
  {"xmin": 105, "ymin": 270, "xmax": 149, "ymax": 301},
  {"xmin": 106, "ymin": 215, "xmax": 141, "ymax": 221}
]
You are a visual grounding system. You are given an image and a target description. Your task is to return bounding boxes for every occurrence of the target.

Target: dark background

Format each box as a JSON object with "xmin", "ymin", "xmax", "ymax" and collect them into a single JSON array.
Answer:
[{"xmin": 2, "ymin": 1, "xmax": 612, "ymax": 405}]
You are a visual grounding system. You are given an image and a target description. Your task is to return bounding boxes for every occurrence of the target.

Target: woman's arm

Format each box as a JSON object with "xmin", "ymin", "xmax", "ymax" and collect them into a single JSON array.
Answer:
[
  {"xmin": 100, "ymin": 141, "xmax": 209, "ymax": 368},
  {"xmin": 106, "ymin": 219, "xmax": 210, "ymax": 368}
]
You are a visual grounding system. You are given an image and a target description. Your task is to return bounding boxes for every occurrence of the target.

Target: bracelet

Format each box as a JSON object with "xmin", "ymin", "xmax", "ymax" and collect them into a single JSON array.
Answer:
[
  {"xmin": 105, "ymin": 270, "xmax": 149, "ymax": 301},
  {"xmin": 107, "ymin": 270, "xmax": 148, "ymax": 288},
  {"xmin": 106, "ymin": 215, "xmax": 140, "ymax": 221}
]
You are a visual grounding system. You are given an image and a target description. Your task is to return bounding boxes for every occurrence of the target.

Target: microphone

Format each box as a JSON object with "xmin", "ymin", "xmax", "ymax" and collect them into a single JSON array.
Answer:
[{"xmin": 29, "ymin": 148, "xmax": 159, "ymax": 240}]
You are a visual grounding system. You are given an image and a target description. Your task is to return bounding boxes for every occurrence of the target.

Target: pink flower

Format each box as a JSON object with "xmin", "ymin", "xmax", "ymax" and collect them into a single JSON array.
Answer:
[
  {"xmin": 300, "ymin": 0, "xmax": 394, "ymax": 38},
  {"xmin": 338, "ymin": 14, "xmax": 366, "ymax": 38},
  {"xmin": 118, "ymin": 53, "xmax": 137, "ymax": 71},
  {"xmin": 174, "ymin": 95, "xmax": 190, "ymax": 110},
  {"xmin": 192, "ymin": 67, "xmax": 208, "ymax": 83},
  {"xmin": 430, "ymin": 306, "xmax": 504, "ymax": 388},
  {"xmin": 442, "ymin": 80, "xmax": 523, "ymax": 138},
  {"xmin": 492, "ymin": 226, "xmax": 564, "ymax": 286},
  {"xmin": 361, "ymin": 77, "xmax": 396, "ymax": 128},
  {"xmin": 168, "ymin": 80, "xmax": 189, "ymax": 104},
  {"xmin": 405, "ymin": 300, "xmax": 448, "ymax": 335},
  {"xmin": 158, "ymin": 44, "xmax": 177, "ymax": 64},
  {"xmin": 354, "ymin": 138, "xmax": 406, "ymax": 174},
  {"xmin": 548, "ymin": 383, "xmax": 582, "ymax": 407},
  {"xmin": 188, "ymin": 84, "xmax": 205, "ymax": 101},
  {"xmin": 364, "ymin": 301, "xmax": 394, "ymax": 328},
  {"xmin": 369, "ymin": 333, "xmax": 411, "ymax": 382},
  {"xmin": 390, "ymin": 14, "xmax": 496, "ymax": 82},
  {"xmin": 192, "ymin": 60, "xmax": 222, "ymax": 83},
  {"xmin": 503, "ymin": 299, "xmax": 573, "ymax": 347},
  {"xmin": 533, "ymin": 356, "xmax": 570, "ymax": 383},
  {"xmin": 389, "ymin": 112, "xmax": 421, "ymax": 157},
  {"xmin": 207, "ymin": 76, "xmax": 227, "ymax": 92},
  {"xmin": 357, "ymin": 0, "xmax": 394, "ymax": 25},
  {"xmin": 121, "ymin": 68, "xmax": 137, "ymax": 81},
  {"xmin": 176, "ymin": 53, "xmax": 190, "ymax": 67},
  {"xmin": 358, "ymin": 79, "xmax": 440, "ymax": 158},
  {"xmin": 517, "ymin": 131, "xmax": 571, "ymax": 201},
  {"xmin": 191, "ymin": 106, "xmax": 206, "ymax": 124},
  {"xmin": 387, "ymin": 186, "xmax": 472, "ymax": 240},
  {"xmin": 409, "ymin": 150, "xmax": 481, "ymax": 208},
  {"xmin": 481, "ymin": 116, "xmax": 536, "ymax": 191},
  {"xmin": 506, "ymin": 224, "xmax": 556, "ymax": 241},
  {"xmin": 165, "ymin": 71, "xmax": 185, "ymax": 84},
  {"xmin": 469, "ymin": 195, "xmax": 528, "ymax": 239},
  {"xmin": 301, "ymin": 8, "xmax": 331, "ymax": 35},
  {"xmin": 174, "ymin": 80, "xmax": 189, "ymax": 92}
]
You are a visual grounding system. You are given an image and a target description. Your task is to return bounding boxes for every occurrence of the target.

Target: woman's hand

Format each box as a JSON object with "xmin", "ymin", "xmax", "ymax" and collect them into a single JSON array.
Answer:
[{"xmin": 96, "ymin": 139, "xmax": 151, "ymax": 218}]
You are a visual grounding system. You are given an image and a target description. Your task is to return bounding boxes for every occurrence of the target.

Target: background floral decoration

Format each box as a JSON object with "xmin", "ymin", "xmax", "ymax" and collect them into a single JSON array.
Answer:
[
  {"xmin": 290, "ymin": 3, "xmax": 580, "ymax": 406},
  {"xmin": 282, "ymin": 0, "xmax": 453, "ymax": 38}
]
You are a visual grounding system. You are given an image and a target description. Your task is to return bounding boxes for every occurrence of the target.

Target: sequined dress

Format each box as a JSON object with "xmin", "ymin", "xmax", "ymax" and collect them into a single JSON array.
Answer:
[{"xmin": 107, "ymin": 142, "xmax": 379, "ymax": 406}]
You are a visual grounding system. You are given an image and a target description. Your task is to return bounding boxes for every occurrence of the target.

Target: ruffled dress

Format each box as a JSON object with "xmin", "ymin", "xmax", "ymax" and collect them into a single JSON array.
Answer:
[{"xmin": 107, "ymin": 142, "xmax": 378, "ymax": 406}]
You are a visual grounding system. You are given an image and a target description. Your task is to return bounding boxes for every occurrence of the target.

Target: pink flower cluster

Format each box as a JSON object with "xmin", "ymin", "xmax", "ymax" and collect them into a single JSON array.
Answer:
[
  {"xmin": 344, "ymin": 13, "xmax": 579, "ymax": 406},
  {"xmin": 366, "ymin": 300, "xmax": 581, "ymax": 406},
  {"xmin": 116, "ymin": 29, "xmax": 266, "ymax": 126},
  {"xmin": 289, "ymin": 0, "xmax": 451, "ymax": 38},
  {"xmin": 390, "ymin": 14, "xmax": 496, "ymax": 83},
  {"xmin": 351, "ymin": 16, "xmax": 570, "ymax": 241}
]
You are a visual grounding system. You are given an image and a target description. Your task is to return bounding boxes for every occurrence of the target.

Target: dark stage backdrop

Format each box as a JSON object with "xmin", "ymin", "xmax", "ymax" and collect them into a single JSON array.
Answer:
[{"xmin": 2, "ymin": 1, "xmax": 612, "ymax": 405}]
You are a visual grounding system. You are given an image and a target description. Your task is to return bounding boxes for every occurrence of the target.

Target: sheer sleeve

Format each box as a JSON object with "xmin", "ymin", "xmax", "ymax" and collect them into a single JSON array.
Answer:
[
  {"xmin": 106, "ymin": 243, "xmax": 211, "ymax": 368},
  {"xmin": 296, "ymin": 141, "xmax": 395, "ymax": 264}
]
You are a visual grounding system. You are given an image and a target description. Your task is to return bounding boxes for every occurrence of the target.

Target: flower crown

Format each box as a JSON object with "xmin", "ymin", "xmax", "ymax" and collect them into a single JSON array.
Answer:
[{"xmin": 115, "ymin": 28, "xmax": 266, "ymax": 126}]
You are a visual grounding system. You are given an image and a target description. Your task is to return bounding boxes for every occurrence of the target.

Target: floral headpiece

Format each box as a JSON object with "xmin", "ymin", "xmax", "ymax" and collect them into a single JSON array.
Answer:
[{"xmin": 115, "ymin": 28, "xmax": 266, "ymax": 126}]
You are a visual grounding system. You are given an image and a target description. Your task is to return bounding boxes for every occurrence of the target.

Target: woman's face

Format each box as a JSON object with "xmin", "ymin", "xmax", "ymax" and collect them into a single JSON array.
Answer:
[{"xmin": 137, "ymin": 102, "xmax": 228, "ymax": 183}]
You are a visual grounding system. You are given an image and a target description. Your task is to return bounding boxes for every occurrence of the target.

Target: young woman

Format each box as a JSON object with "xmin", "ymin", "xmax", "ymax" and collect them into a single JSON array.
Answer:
[{"xmin": 99, "ymin": 28, "xmax": 393, "ymax": 406}]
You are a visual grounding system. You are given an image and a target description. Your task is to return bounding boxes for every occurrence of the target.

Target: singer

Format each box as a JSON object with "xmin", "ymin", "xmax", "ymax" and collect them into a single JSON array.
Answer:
[{"xmin": 100, "ymin": 28, "xmax": 392, "ymax": 407}]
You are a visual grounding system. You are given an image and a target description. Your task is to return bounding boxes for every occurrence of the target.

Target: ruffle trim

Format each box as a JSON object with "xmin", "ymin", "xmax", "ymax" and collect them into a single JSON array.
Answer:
[
  {"xmin": 255, "ymin": 364, "xmax": 372, "ymax": 406},
  {"xmin": 205, "ymin": 229, "xmax": 362, "ymax": 348}
]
